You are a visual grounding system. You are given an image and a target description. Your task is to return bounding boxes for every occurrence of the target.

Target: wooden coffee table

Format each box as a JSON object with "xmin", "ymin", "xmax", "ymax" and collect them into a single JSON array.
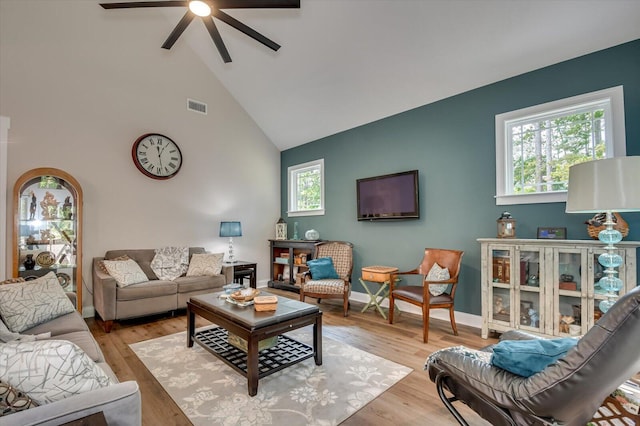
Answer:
[{"xmin": 187, "ymin": 291, "xmax": 322, "ymax": 396}]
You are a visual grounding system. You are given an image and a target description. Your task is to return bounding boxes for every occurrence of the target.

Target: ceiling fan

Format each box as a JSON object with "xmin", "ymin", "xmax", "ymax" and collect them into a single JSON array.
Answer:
[{"xmin": 100, "ymin": 0, "xmax": 300, "ymax": 63}]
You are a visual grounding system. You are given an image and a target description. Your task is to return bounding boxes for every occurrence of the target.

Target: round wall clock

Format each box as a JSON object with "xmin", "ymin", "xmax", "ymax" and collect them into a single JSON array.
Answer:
[{"xmin": 132, "ymin": 133, "xmax": 183, "ymax": 180}]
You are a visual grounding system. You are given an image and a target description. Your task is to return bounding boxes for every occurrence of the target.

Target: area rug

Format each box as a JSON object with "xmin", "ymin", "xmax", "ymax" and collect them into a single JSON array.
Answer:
[{"xmin": 130, "ymin": 326, "xmax": 412, "ymax": 425}]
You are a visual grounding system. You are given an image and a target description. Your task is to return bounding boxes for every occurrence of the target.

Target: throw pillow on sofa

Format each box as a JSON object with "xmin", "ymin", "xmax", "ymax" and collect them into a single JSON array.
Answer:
[
  {"xmin": 426, "ymin": 262, "xmax": 450, "ymax": 297},
  {"xmin": 151, "ymin": 246, "xmax": 189, "ymax": 280},
  {"xmin": 0, "ymin": 379, "xmax": 39, "ymax": 416},
  {"xmin": 186, "ymin": 253, "xmax": 224, "ymax": 277},
  {"xmin": 97, "ymin": 254, "xmax": 130, "ymax": 274},
  {"xmin": 0, "ymin": 272, "xmax": 75, "ymax": 333},
  {"xmin": 0, "ymin": 340, "xmax": 112, "ymax": 405},
  {"xmin": 102, "ymin": 258, "xmax": 148, "ymax": 288}
]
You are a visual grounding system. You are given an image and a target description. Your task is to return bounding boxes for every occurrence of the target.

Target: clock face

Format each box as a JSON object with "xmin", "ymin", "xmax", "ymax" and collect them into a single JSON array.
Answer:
[{"xmin": 132, "ymin": 133, "xmax": 183, "ymax": 180}]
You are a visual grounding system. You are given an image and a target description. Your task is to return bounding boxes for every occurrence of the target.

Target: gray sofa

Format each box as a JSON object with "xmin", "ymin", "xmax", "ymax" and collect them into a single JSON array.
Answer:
[
  {"xmin": 3, "ymin": 293, "xmax": 141, "ymax": 426},
  {"xmin": 93, "ymin": 247, "xmax": 232, "ymax": 332}
]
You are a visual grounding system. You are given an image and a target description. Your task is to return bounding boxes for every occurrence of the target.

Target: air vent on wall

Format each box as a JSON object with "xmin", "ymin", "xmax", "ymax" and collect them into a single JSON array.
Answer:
[{"xmin": 187, "ymin": 98, "xmax": 207, "ymax": 115}]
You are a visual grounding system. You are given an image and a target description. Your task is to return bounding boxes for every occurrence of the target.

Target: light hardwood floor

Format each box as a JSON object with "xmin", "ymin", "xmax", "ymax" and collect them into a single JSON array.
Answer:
[{"xmin": 87, "ymin": 289, "xmax": 497, "ymax": 425}]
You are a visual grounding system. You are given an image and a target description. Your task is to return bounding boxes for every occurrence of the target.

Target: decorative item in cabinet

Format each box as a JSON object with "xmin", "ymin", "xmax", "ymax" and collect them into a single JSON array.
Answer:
[{"xmin": 13, "ymin": 168, "xmax": 83, "ymax": 313}]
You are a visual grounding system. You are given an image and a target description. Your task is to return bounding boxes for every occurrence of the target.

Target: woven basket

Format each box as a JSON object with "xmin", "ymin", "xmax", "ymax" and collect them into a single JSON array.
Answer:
[{"xmin": 587, "ymin": 212, "xmax": 629, "ymax": 239}]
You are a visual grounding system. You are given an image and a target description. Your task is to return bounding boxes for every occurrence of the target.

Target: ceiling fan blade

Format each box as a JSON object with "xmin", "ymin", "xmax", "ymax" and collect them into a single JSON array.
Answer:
[
  {"xmin": 203, "ymin": 17, "xmax": 232, "ymax": 63},
  {"xmin": 100, "ymin": 1, "xmax": 187, "ymax": 9},
  {"xmin": 161, "ymin": 11, "xmax": 195, "ymax": 49},
  {"xmin": 214, "ymin": 0, "xmax": 300, "ymax": 8},
  {"xmin": 213, "ymin": 9, "xmax": 280, "ymax": 52}
]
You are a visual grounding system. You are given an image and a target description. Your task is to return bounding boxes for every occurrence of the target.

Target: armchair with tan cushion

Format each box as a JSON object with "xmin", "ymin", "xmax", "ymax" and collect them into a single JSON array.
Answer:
[{"xmin": 299, "ymin": 241, "xmax": 353, "ymax": 316}]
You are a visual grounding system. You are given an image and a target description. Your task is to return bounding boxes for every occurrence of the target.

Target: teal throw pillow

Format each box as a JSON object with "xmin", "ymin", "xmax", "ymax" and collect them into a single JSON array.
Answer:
[
  {"xmin": 490, "ymin": 337, "xmax": 578, "ymax": 377},
  {"xmin": 307, "ymin": 257, "xmax": 339, "ymax": 280}
]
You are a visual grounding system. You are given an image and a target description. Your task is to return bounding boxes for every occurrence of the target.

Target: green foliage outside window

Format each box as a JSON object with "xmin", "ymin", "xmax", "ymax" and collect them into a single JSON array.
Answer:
[
  {"xmin": 511, "ymin": 110, "xmax": 607, "ymax": 194},
  {"xmin": 295, "ymin": 168, "xmax": 321, "ymax": 210}
]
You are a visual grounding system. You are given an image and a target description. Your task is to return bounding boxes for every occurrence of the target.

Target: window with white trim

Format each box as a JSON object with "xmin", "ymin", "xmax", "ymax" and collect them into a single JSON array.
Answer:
[
  {"xmin": 495, "ymin": 86, "xmax": 626, "ymax": 205},
  {"xmin": 288, "ymin": 159, "xmax": 325, "ymax": 217}
]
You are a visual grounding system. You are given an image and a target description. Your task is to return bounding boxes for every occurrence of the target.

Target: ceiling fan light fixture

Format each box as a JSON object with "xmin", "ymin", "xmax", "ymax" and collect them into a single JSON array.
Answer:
[{"xmin": 189, "ymin": 1, "xmax": 211, "ymax": 17}]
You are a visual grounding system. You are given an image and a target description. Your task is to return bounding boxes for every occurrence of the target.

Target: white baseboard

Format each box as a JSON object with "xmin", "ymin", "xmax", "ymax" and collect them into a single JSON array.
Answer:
[
  {"xmin": 257, "ymin": 281, "xmax": 482, "ymax": 330},
  {"xmin": 349, "ymin": 290, "xmax": 482, "ymax": 329}
]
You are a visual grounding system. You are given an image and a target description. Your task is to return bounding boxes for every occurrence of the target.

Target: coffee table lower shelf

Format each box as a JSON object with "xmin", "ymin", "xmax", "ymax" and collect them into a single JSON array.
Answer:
[{"xmin": 194, "ymin": 327, "xmax": 314, "ymax": 379}]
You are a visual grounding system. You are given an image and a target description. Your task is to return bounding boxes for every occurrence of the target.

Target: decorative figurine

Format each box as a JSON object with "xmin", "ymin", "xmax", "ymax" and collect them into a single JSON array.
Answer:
[
  {"xmin": 29, "ymin": 191, "xmax": 37, "ymax": 220},
  {"xmin": 528, "ymin": 308, "xmax": 539, "ymax": 328},
  {"xmin": 62, "ymin": 196, "xmax": 73, "ymax": 220},
  {"xmin": 40, "ymin": 191, "xmax": 60, "ymax": 219}
]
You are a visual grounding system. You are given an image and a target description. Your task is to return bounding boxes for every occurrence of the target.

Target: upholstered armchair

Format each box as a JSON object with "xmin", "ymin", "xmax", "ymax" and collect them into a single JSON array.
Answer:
[
  {"xmin": 426, "ymin": 285, "xmax": 640, "ymax": 426},
  {"xmin": 300, "ymin": 241, "xmax": 353, "ymax": 316}
]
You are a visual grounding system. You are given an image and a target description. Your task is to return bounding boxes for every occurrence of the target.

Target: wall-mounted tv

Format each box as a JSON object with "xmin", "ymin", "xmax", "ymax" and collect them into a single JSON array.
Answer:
[{"xmin": 356, "ymin": 170, "xmax": 420, "ymax": 221}]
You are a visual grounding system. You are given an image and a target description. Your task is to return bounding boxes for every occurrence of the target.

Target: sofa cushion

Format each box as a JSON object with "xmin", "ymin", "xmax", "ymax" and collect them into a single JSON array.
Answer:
[
  {"xmin": 105, "ymin": 249, "xmax": 159, "ymax": 280},
  {"xmin": 490, "ymin": 337, "xmax": 578, "ymax": 377},
  {"xmin": 115, "ymin": 280, "xmax": 177, "ymax": 301},
  {"xmin": 0, "ymin": 340, "xmax": 113, "ymax": 405},
  {"xmin": 44, "ymin": 331, "xmax": 104, "ymax": 363},
  {"xmin": 23, "ymin": 311, "xmax": 88, "ymax": 337},
  {"xmin": 426, "ymin": 262, "xmax": 450, "ymax": 296},
  {"xmin": 0, "ymin": 379, "xmax": 38, "ymax": 416},
  {"xmin": 0, "ymin": 272, "xmax": 76, "ymax": 333},
  {"xmin": 151, "ymin": 246, "xmax": 189, "ymax": 280},
  {"xmin": 186, "ymin": 253, "xmax": 224, "ymax": 277},
  {"xmin": 174, "ymin": 275, "xmax": 227, "ymax": 293},
  {"xmin": 102, "ymin": 259, "xmax": 148, "ymax": 288}
]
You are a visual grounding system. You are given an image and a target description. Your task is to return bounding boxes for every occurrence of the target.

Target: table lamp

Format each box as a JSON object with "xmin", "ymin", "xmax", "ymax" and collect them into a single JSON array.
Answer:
[
  {"xmin": 219, "ymin": 221, "xmax": 242, "ymax": 263},
  {"xmin": 566, "ymin": 156, "xmax": 640, "ymax": 312}
]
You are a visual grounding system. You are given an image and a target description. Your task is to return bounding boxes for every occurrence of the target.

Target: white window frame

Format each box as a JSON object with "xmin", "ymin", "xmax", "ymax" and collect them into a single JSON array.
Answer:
[
  {"xmin": 287, "ymin": 158, "xmax": 325, "ymax": 217},
  {"xmin": 495, "ymin": 86, "xmax": 626, "ymax": 205}
]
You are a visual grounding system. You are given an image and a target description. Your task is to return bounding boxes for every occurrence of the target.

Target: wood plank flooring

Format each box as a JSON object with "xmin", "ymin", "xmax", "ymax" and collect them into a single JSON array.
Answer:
[{"xmin": 87, "ymin": 289, "xmax": 496, "ymax": 425}]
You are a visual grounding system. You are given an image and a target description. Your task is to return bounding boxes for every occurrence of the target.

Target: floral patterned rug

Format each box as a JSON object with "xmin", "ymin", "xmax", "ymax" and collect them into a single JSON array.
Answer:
[{"xmin": 130, "ymin": 326, "xmax": 412, "ymax": 425}]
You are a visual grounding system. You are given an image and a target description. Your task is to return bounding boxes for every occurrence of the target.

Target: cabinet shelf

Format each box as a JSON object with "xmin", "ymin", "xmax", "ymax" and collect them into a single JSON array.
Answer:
[
  {"xmin": 268, "ymin": 239, "xmax": 319, "ymax": 293},
  {"xmin": 479, "ymin": 238, "xmax": 639, "ymax": 339}
]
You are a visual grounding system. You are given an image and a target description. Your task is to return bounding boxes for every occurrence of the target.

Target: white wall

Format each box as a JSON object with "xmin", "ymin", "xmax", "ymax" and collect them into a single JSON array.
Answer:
[{"xmin": 0, "ymin": 1, "xmax": 281, "ymax": 315}]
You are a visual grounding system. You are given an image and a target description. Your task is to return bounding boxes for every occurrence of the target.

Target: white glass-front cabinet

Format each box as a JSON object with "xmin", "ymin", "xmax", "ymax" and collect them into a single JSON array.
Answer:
[{"xmin": 479, "ymin": 238, "xmax": 639, "ymax": 339}]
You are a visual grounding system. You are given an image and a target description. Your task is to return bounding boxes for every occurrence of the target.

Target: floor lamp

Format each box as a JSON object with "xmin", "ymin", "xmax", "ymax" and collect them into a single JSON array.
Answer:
[
  {"xmin": 219, "ymin": 221, "xmax": 242, "ymax": 264},
  {"xmin": 566, "ymin": 156, "xmax": 640, "ymax": 312}
]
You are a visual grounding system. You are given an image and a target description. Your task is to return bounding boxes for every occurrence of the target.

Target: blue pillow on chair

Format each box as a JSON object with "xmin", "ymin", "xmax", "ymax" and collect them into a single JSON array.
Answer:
[
  {"xmin": 490, "ymin": 337, "xmax": 578, "ymax": 377},
  {"xmin": 307, "ymin": 257, "xmax": 340, "ymax": 280}
]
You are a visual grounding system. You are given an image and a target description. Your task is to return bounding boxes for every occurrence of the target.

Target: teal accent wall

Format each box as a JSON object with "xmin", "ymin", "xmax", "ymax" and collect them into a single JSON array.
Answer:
[{"xmin": 281, "ymin": 39, "xmax": 640, "ymax": 316}]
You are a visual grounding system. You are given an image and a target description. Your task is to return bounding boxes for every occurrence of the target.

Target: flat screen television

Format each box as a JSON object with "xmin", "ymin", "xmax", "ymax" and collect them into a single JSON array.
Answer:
[{"xmin": 356, "ymin": 170, "xmax": 420, "ymax": 221}]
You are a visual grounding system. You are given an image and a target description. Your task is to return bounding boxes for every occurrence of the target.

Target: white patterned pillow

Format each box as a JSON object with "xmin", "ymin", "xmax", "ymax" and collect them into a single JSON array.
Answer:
[
  {"xmin": 151, "ymin": 246, "xmax": 189, "ymax": 280},
  {"xmin": 426, "ymin": 262, "xmax": 450, "ymax": 297},
  {"xmin": 0, "ymin": 340, "xmax": 112, "ymax": 405},
  {"xmin": 102, "ymin": 259, "xmax": 148, "ymax": 288},
  {"xmin": 186, "ymin": 253, "xmax": 224, "ymax": 277},
  {"xmin": 0, "ymin": 272, "xmax": 75, "ymax": 333}
]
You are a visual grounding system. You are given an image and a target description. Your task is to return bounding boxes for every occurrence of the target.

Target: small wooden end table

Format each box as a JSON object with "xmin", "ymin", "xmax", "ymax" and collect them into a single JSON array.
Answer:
[
  {"xmin": 360, "ymin": 265, "xmax": 398, "ymax": 319},
  {"xmin": 224, "ymin": 260, "xmax": 257, "ymax": 288}
]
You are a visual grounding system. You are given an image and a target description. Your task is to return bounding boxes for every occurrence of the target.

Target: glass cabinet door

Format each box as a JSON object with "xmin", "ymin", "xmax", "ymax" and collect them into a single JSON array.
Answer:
[
  {"xmin": 516, "ymin": 247, "xmax": 544, "ymax": 334},
  {"xmin": 553, "ymin": 248, "xmax": 587, "ymax": 336},
  {"xmin": 489, "ymin": 248, "xmax": 512, "ymax": 325},
  {"xmin": 13, "ymin": 168, "xmax": 83, "ymax": 313}
]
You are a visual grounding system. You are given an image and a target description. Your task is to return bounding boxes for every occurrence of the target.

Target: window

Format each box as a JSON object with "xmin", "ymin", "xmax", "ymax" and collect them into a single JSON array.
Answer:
[
  {"xmin": 495, "ymin": 86, "xmax": 626, "ymax": 205},
  {"xmin": 288, "ymin": 159, "xmax": 325, "ymax": 217}
]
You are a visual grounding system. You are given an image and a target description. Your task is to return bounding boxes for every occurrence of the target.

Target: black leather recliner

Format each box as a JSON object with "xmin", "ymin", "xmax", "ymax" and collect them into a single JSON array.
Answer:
[{"xmin": 426, "ymin": 285, "xmax": 640, "ymax": 426}]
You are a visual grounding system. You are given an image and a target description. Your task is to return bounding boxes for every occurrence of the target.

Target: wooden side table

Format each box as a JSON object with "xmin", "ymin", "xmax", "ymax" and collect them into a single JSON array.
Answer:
[
  {"xmin": 225, "ymin": 261, "xmax": 257, "ymax": 288},
  {"xmin": 360, "ymin": 265, "xmax": 398, "ymax": 319}
]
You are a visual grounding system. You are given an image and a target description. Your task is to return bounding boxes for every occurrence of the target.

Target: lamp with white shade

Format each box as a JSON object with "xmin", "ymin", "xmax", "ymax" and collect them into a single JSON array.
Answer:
[
  {"xmin": 219, "ymin": 221, "xmax": 242, "ymax": 264},
  {"xmin": 566, "ymin": 156, "xmax": 640, "ymax": 312}
]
